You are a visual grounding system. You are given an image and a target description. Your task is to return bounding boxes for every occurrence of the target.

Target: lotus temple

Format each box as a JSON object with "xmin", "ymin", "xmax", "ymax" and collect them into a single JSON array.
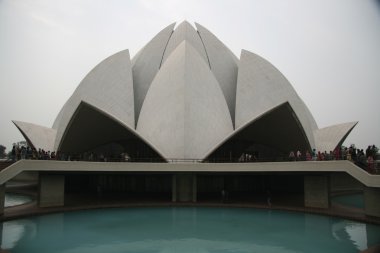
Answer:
[{"xmin": 1, "ymin": 21, "xmax": 379, "ymax": 220}]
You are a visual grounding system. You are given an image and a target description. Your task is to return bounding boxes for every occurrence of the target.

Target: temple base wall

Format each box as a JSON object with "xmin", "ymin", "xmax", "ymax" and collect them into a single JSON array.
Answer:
[
  {"xmin": 39, "ymin": 174, "xmax": 65, "ymax": 207},
  {"xmin": 304, "ymin": 175, "xmax": 329, "ymax": 209}
]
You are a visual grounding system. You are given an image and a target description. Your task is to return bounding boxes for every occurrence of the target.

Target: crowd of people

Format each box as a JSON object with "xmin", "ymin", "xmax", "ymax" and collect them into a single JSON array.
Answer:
[
  {"xmin": 9, "ymin": 143, "xmax": 379, "ymax": 173},
  {"xmin": 288, "ymin": 144, "xmax": 378, "ymax": 173},
  {"xmin": 10, "ymin": 145, "xmax": 130, "ymax": 162},
  {"xmin": 11, "ymin": 145, "xmax": 58, "ymax": 161}
]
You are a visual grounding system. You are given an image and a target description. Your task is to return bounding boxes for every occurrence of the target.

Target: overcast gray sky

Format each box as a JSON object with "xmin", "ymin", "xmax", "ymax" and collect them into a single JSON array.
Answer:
[{"xmin": 0, "ymin": 0, "xmax": 379, "ymax": 152}]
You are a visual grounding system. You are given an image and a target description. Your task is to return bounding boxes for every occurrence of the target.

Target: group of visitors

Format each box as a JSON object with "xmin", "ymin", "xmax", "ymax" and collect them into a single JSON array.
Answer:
[
  {"xmin": 238, "ymin": 152, "xmax": 259, "ymax": 162},
  {"xmin": 11, "ymin": 145, "xmax": 57, "ymax": 161},
  {"xmin": 289, "ymin": 148, "xmax": 341, "ymax": 161},
  {"xmin": 9, "ymin": 143, "xmax": 378, "ymax": 173},
  {"xmin": 10, "ymin": 144, "xmax": 130, "ymax": 162},
  {"xmin": 289, "ymin": 144, "xmax": 378, "ymax": 173}
]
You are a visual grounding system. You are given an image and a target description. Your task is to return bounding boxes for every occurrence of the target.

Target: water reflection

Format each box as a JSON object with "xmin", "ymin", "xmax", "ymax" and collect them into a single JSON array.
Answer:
[
  {"xmin": 4, "ymin": 193, "xmax": 32, "ymax": 207},
  {"xmin": 332, "ymin": 194, "xmax": 364, "ymax": 209},
  {"xmin": 345, "ymin": 222, "xmax": 367, "ymax": 250},
  {"xmin": 1, "ymin": 219, "xmax": 36, "ymax": 249},
  {"xmin": 1, "ymin": 208, "xmax": 379, "ymax": 253}
]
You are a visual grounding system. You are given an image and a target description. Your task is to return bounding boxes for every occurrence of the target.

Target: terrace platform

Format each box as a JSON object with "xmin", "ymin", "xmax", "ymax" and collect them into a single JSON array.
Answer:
[{"xmin": 0, "ymin": 160, "xmax": 379, "ymax": 218}]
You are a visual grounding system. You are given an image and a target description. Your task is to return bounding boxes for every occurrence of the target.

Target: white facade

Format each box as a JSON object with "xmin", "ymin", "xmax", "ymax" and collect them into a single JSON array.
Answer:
[{"xmin": 13, "ymin": 21, "xmax": 357, "ymax": 161}]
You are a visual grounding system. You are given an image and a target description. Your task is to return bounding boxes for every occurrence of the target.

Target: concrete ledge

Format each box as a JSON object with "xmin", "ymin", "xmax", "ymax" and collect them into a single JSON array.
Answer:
[{"xmin": 1, "ymin": 160, "xmax": 380, "ymax": 187}]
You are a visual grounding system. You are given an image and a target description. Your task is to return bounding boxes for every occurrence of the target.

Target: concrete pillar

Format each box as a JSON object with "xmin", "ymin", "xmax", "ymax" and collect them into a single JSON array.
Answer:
[
  {"xmin": 39, "ymin": 174, "xmax": 65, "ymax": 207},
  {"xmin": 192, "ymin": 174, "xmax": 197, "ymax": 202},
  {"xmin": 172, "ymin": 174, "xmax": 177, "ymax": 202},
  {"xmin": 0, "ymin": 184, "xmax": 4, "ymax": 215},
  {"xmin": 172, "ymin": 173, "xmax": 197, "ymax": 202},
  {"xmin": 364, "ymin": 187, "xmax": 380, "ymax": 217},
  {"xmin": 304, "ymin": 175, "xmax": 330, "ymax": 209},
  {"xmin": 177, "ymin": 174, "xmax": 192, "ymax": 202}
]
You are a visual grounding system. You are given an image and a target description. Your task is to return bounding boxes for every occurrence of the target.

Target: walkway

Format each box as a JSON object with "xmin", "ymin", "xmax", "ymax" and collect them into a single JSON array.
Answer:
[{"xmin": 1, "ymin": 159, "xmax": 380, "ymax": 187}]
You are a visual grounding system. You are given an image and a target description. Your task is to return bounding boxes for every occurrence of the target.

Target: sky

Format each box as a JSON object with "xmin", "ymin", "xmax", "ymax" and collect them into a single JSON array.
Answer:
[{"xmin": 0, "ymin": 0, "xmax": 379, "ymax": 152}]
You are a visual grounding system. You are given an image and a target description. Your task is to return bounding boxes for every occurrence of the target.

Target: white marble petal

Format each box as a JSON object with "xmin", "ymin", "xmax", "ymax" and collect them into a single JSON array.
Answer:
[
  {"xmin": 137, "ymin": 41, "xmax": 233, "ymax": 160},
  {"xmin": 13, "ymin": 120, "xmax": 56, "ymax": 151},
  {"xmin": 195, "ymin": 22, "xmax": 239, "ymax": 123},
  {"xmin": 132, "ymin": 23, "xmax": 176, "ymax": 123},
  {"xmin": 161, "ymin": 21, "xmax": 209, "ymax": 67},
  {"xmin": 235, "ymin": 49, "xmax": 318, "ymax": 148},
  {"xmin": 53, "ymin": 49, "xmax": 134, "ymax": 150},
  {"xmin": 314, "ymin": 122, "xmax": 358, "ymax": 152}
]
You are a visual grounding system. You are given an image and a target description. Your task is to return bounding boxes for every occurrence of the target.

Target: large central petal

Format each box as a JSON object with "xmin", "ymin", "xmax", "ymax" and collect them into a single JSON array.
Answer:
[{"xmin": 137, "ymin": 41, "xmax": 234, "ymax": 160}]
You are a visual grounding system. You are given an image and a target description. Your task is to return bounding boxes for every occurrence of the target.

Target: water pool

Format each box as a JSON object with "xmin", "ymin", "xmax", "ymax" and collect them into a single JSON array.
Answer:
[
  {"xmin": 332, "ymin": 193, "xmax": 364, "ymax": 209},
  {"xmin": 1, "ymin": 207, "xmax": 380, "ymax": 253},
  {"xmin": 4, "ymin": 193, "xmax": 32, "ymax": 207}
]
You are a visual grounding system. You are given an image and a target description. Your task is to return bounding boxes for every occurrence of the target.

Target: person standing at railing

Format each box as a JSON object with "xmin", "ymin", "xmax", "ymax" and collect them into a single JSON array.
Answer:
[
  {"xmin": 11, "ymin": 145, "xmax": 16, "ymax": 162},
  {"xmin": 312, "ymin": 149, "xmax": 317, "ymax": 161},
  {"xmin": 20, "ymin": 146, "xmax": 26, "ymax": 159},
  {"xmin": 26, "ymin": 146, "xmax": 32, "ymax": 159},
  {"xmin": 347, "ymin": 149, "xmax": 352, "ymax": 161},
  {"xmin": 367, "ymin": 155, "xmax": 374, "ymax": 173},
  {"xmin": 349, "ymin": 145, "xmax": 357, "ymax": 162},
  {"xmin": 318, "ymin": 151, "xmax": 322, "ymax": 160},
  {"xmin": 305, "ymin": 150, "xmax": 312, "ymax": 161},
  {"xmin": 289, "ymin": 151, "xmax": 295, "ymax": 161},
  {"xmin": 296, "ymin": 150, "xmax": 302, "ymax": 161},
  {"xmin": 334, "ymin": 147, "xmax": 340, "ymax": 160}
]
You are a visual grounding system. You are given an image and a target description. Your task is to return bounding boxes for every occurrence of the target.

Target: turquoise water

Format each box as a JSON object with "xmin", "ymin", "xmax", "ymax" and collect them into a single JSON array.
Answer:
[
  {"xmin": 1, "ymin": 207, "xmax": 380, "ymax": 253},
  {"xmin": 4, "ymin": 193, "xmax": 32, "ymax": 207},
  {"xmin": 332, "ymin": 193, "xmax": 364, "ymax": 209}
]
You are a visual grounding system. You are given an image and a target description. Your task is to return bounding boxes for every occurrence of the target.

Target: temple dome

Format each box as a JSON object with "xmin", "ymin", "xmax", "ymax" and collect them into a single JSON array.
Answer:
[{"xmin": 13, "ymin": 21, "xmax": 357, "ymax": 162}]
